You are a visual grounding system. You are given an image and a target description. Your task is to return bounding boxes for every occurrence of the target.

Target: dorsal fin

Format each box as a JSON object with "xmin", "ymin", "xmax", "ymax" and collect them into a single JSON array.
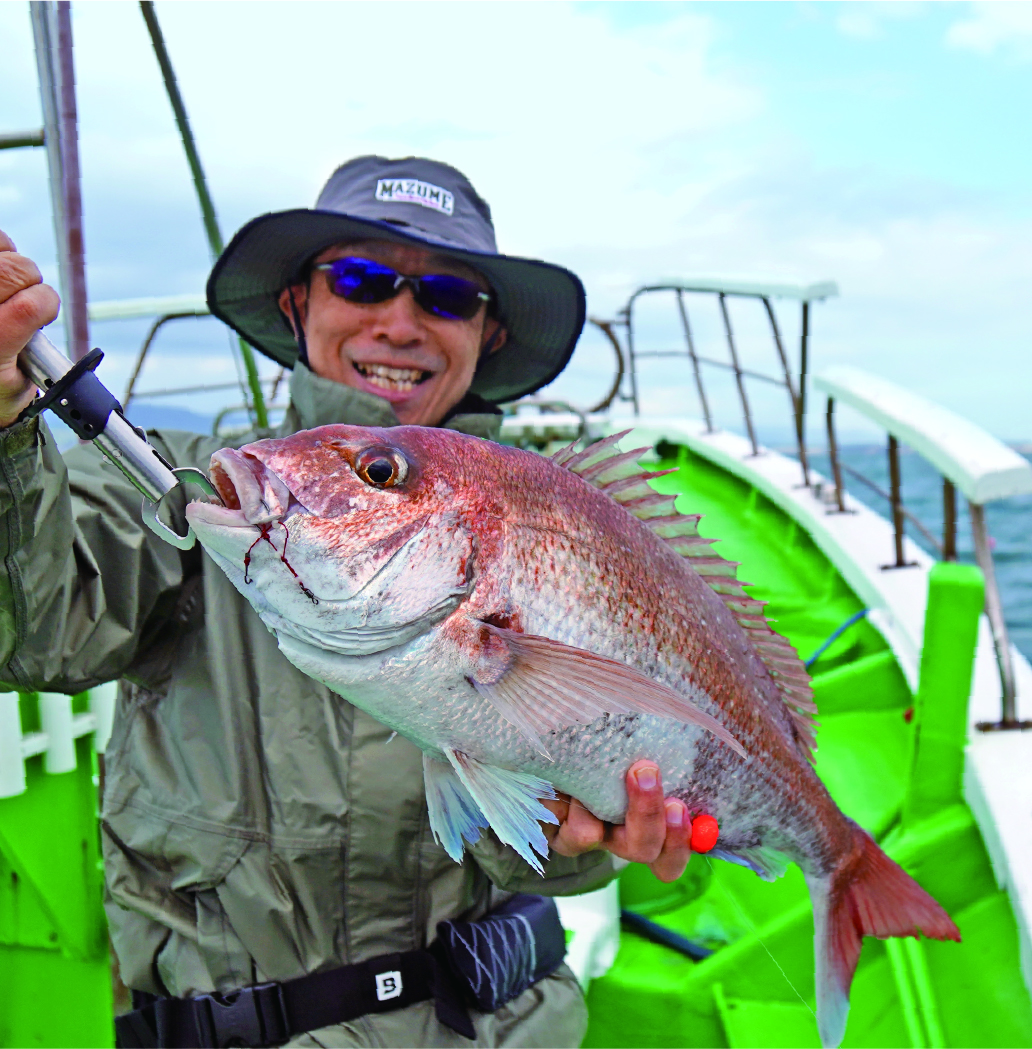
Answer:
[{"xmin": 554, "ymin": 433, "xmax": 818, "ymax": 760}]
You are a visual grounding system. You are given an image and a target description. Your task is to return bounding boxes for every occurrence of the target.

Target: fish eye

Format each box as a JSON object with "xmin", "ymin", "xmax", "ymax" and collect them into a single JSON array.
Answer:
[{"xmin": 355, "ymin": 447, "xmax": 408, "ymax": 488}]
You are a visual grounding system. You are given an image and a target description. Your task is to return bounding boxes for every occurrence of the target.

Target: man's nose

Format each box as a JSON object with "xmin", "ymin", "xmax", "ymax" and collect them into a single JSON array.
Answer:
[{"xmin": 369, "ymin": 286, "xmax": 424, "ymax": 344}]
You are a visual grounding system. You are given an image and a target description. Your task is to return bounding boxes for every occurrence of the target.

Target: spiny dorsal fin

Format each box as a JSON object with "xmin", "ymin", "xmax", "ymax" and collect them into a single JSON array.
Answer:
[{"xmin": 554, "ymin": 433, "xmax": 818, "ymax": 761}]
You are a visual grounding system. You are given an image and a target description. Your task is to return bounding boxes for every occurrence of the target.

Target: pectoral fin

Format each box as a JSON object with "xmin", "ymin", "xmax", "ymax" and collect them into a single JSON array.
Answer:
[
  {"xmin": 469, "ymin": 623, "xmax": 746, "ymax": 758},
  {"xmin": 422, "ymin": 753, "xmax": 490, "ymax": 862},
  {"xmin": 444, "ymin": 748, "xmax": 559, "ymax": 875}
]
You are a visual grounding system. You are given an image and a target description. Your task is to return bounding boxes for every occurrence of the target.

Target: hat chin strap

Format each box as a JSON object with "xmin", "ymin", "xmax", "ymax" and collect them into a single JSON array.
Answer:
[{"xmin": 287, "ymin": 291, "xmax": 310, "ymax": 367}]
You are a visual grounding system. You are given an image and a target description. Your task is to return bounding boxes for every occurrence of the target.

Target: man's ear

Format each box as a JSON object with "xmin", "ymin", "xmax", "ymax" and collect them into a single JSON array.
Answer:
[
  {"xmin": 278, "ymin": 285, "xmax": 308, "ymax": 337},
  {"xmin": 481, "ymin": 317, "xmax": 508, "ymax": 355}
]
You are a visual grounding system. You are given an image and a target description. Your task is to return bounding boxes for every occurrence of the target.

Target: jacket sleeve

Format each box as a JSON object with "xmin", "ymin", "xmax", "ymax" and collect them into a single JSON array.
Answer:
[
  {"xmin": 0, "ymin": 416, "xmax": 201, "ymax": 693},
  {"xmin": 470, "ymin": 833, "xmax": 618, "ymax": 897}
]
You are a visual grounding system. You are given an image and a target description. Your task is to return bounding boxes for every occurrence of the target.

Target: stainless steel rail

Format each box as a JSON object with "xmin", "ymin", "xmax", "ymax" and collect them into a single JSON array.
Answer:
[
  {"xmin": 613, "ymin": 278, "xmax": 837, "ymax": 486},
  {"xmin": 815, "ymin": 365, "xmax": 1032, "ymax": 730}
]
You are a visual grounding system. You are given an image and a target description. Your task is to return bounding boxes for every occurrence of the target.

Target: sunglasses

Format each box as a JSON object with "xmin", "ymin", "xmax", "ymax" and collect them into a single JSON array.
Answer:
[{"xmin": 313, "ymin": 257, "xmax": 491, "ymax": 321}]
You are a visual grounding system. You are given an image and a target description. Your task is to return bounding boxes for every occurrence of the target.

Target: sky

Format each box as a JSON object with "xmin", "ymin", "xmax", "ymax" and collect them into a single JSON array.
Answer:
[{"xmin": 0, "ymin": 0, "xmax": 1029, "ymax": 444}]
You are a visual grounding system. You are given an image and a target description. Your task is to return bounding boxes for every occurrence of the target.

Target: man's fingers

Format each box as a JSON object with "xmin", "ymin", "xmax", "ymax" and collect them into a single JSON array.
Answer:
[
  {"xmin": 0, "ymin": 240, "xmax": 59, "ymax": 366},
  {"xmin": 0, "ymin": 283, "xmax": 60, "ymax": 360},
  {"xmin": 549, "ymin": 796, "xmax": 605, "ymax": 856},
  {"xmin": 0, "ymin": 251, "xmax": 44, "ymax": 303},
  {"xmin": 607, "ymin": 760, "xmax": 668, "ymax": 864},
  {"xmin": 648, "ymin": 800, "xmax": 693, "ymax": 883},
  {"xmin": 540, "ymin": 795, "xmax": 570, "ymax": 844}
]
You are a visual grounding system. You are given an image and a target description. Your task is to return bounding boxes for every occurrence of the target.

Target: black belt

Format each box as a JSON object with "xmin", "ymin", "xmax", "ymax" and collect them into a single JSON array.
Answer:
[
  {"xmin": 115, "ymin": 894, "xmax": 567, "ymax": 1049},
  {"xmin": 117, "ymin": 941, "xmax": 473, "ymax": 1048}
]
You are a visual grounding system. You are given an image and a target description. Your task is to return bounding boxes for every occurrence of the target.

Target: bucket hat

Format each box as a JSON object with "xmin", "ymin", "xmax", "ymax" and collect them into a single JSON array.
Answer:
[{"xmin": 206, "ymin": 156, "xmax": 586, "ymax": 404}]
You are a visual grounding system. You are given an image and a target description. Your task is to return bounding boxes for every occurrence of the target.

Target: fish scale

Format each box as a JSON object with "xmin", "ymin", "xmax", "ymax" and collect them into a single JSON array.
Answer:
[{"xmin": 187, "ymin": 424, "xmax": 961, "ymax": 1048}]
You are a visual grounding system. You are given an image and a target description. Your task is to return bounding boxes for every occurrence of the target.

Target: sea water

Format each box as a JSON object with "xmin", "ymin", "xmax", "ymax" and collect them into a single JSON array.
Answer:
[{"xmin": 810, "ymin": 445, "xmax": 1032, "ymax": 663}]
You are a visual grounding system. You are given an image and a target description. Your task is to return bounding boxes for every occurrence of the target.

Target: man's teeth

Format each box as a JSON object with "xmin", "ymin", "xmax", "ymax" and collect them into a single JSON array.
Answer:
[{"xmin": 355, "ymin": 363, "xmax": 428, "ymax": 392}]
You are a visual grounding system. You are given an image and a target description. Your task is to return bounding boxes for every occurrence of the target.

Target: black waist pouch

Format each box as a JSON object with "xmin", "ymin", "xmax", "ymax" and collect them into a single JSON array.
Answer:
[
  {"xmin": 437, "ymin": 893, "xmax": 568, "ymax": 1013},
  {"xmin": 115, "ymin": 893, "xmax": 568, "ymax": 1047}
]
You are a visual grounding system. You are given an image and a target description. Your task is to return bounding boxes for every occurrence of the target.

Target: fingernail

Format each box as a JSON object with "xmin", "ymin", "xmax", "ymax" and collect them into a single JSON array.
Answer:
[
  {"xmin": 635, "ymin": 765, "xmax": 658, "ymax": 791},
  {"xmin": 665, "ymin": 800, "xmax": 684, "ymax": 828}
]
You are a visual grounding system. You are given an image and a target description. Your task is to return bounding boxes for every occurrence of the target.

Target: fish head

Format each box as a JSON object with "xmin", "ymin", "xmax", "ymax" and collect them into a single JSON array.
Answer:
[{"xmin": 185, "ymin": 424, "xmax": 480, "ymax": 657}]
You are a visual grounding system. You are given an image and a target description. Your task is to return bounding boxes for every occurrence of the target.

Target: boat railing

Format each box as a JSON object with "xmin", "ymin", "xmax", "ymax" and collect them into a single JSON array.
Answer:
[
  {"xmin": 0, "ymin": 684, "xmax": 115, "ymax": 799},
  {"xmin": 813, "ymin": 364, "xmax": 1032, "ymax": 730},
  {"xmin": 597, "ymin": 278, "xmax": 837, "ymax": 483}
]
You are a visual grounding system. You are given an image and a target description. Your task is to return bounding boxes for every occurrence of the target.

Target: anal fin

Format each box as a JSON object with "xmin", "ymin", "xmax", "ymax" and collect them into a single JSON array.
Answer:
[
  {"xmin": 709, "ymin": 845, "xmax": 789, "ymax": 883},
  {"xmin": 444, "ymin": 748, "xmax": 559, "ymax": 875},
  {"xmin": 423, "ymin": 753, "xmax": 490, "ymax": 862}
]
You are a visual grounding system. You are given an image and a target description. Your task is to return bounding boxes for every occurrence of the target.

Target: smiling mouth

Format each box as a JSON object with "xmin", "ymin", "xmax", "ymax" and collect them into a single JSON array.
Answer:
[{"xmin": 354, "ymin": 362, "xmax": 432, "ymax": 393}]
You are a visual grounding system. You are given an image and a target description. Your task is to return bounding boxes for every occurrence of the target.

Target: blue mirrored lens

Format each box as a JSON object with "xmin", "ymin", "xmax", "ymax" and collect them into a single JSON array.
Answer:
[
  {"xmin": 323, "ymin": 258, "xmax": 487, "ymax": 319},
  {"xmin": 415, "ymin": 274, "xmax": 484, "ymax": 319},
  {"xmin": 327, "ymin": 258, "xmax": 397, "ymax": 303}
]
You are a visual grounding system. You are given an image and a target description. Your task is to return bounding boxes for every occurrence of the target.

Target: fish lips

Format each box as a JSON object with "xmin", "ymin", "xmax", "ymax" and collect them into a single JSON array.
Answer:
[
  {"xmin": 207, "ymin": 447, "xmax": 294, "ymax": 524},
  {"xmin": 186, "ymin": 448, "xmax": 298, "ymax": 578}
]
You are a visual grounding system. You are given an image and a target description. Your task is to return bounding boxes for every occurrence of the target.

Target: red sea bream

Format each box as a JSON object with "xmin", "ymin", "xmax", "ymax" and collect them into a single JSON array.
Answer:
[{"xmin": 186, "ymin": 425, "xmax": 960, "ymax": 1047}]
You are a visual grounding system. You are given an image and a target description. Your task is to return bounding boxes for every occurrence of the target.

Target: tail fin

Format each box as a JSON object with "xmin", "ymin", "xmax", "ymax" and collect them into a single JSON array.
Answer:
[{"xmin": 808, "ymin": 823, "xmax": 960, "ymax": 1048}]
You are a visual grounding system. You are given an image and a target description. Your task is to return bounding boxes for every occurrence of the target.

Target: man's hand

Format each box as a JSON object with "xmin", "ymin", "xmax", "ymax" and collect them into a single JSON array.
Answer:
[
  {"xmin": 542, "ymin": 759, "xmax": 693, "ymax": 883},
  {"xmin": 0, "ymin": 229, "xmax": 59, "ymax": 427}
]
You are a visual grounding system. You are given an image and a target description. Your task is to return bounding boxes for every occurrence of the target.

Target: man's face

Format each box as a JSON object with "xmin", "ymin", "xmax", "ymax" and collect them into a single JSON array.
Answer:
[{"xmin": 279, "ymin": 239, "xmax": 505, "ymax": 426}]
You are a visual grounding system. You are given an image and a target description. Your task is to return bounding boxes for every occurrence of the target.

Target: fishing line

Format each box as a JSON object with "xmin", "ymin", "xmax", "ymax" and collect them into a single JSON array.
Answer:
[
  {"xmin": 554, "ymin": 800, "xmax": 815, "ymax": 1020},
  {"xmin": 705, "ymin": 856, "xmax": 817, "ymax": 1020}
]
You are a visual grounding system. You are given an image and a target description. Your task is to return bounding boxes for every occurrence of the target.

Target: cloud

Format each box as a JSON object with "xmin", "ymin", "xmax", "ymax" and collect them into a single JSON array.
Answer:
[
  {"xmin": 946, "ymin": 1, "xmax": 1032, "ymax": 59},
  {"xmin": 836, "ymin": 10, "xmax": 883, "ymax": 40},
  {"xmin": 1, "ymin": 1, "xmax": 1031, "ymax": 445},
  {"xmin": 835, "ymin": 1, "xmax": 927, "ymax": 41}
]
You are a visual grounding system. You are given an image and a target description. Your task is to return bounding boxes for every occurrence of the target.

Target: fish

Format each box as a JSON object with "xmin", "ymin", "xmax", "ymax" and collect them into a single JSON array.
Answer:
[{"xmin": 185, "ymin": 424, "xmax": 960, "ymax": 1047}]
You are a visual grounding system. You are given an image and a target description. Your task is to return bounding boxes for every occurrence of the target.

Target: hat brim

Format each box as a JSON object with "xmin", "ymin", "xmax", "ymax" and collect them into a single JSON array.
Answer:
[{"xmin": 206, "ymin": 210, "xmax": 585, "ymax": 405}]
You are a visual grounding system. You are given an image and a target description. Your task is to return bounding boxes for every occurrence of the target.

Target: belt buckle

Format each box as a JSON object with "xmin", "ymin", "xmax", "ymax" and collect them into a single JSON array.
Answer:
[{"xmin": 194, "ymin": 982, "xmax": 289, "ymax": 1048}]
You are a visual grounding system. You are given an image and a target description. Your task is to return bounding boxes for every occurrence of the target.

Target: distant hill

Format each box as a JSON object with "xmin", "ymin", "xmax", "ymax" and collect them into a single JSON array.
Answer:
[
  {"xmin": 123, "ymin": 403, "xmax": 214, "ymax": 435},
  {"xmin": 49, "ymin": 403, "xmax": 214, "ymax": 451}
]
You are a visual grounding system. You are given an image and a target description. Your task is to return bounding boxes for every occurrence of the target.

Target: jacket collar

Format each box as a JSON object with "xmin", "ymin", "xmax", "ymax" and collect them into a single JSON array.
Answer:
[{"xmin": 280, "ymin": 363, "xmax": 502, "ymax": 441}]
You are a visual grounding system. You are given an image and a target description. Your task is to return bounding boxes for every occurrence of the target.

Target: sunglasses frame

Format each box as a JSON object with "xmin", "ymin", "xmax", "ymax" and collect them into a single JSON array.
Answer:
[{"xmin": 313, "ymin": 257, "xmax": 491, "ymax": 321}]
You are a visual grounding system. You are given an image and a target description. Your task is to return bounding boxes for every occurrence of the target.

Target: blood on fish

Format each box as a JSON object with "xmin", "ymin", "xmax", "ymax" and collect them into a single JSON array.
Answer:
[
  {"xmin": 242, "ymin": 521, "xmax": 318, "ymax": 604},
  {"xmin": 242, "ymin": 523, "xmax": 275, "ymax": 584}
]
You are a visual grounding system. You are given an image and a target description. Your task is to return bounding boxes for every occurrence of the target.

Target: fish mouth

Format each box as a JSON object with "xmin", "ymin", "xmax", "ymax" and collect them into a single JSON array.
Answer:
[{"xmin": 188, "ymin": 448, "xmax": 295, "ymax": 528}]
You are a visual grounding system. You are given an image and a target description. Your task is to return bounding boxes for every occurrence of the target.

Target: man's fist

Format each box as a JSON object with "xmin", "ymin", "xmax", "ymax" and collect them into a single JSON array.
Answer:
[
  {"xmin": 0, "ymin": 229, "xmax": 59, "ymax": 426},
  {"xmin": 543, "ymin": 760, "xmax": 694, "ymax": 884}
]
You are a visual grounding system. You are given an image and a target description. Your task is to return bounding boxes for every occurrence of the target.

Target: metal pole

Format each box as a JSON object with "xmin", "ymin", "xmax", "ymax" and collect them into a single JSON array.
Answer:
[
  {"xmin": 623, "ymin": 300, "xmax": 640, "ymax": 415},
  {"xmin": 969, "ymin": 501, "xmax": 1018, "ymax": 726},
  {"xmin": 675, "ymin": 290, "xmax": 713, "ymax": 432},
  {"xmin": 124, "ymin": 312, "xmax": 204, "ymax": 405},
  {"xmin": 763, "ymin": 297, "xmax": 807, "ymax": 483},
  {"xmin": 798, "ymin": 300, "xmax": 810, "ymax": 486},
  {"xmin": 31, "ymin": 3, "xmax": 64, "ymax": 297},
  {"xmin": 585, "ymin": 318, "xmax": 624, "ymax": 413},
  {"xmin": 138, "ymin": 0, "xmax": 268, "ymax": 431},
  {"xmin": 825, "ymin": 397, "xmax": 846, "ymax": 513},
  {"xmin": 718, "ymin": 293, "xmax": 758, "ymax": 455},
  {"xmin": 31, "ymin": 1, "xmax": 89, "ymax": 361},
  {"xmin": 887, "ymin": 435, "xmax": 907, "ymax": 568},
  {"xmin": 0, "ymin": 130, "xmax": 45, "ymax": 150},
  {"xmin": 942, "ymin": 479, "xmax": 957, "ymax": 562}
]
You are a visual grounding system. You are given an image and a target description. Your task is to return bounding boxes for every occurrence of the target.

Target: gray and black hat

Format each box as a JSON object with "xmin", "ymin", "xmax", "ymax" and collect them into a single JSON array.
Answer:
[{"xmin": 206, "ymin": 156, "xmax": 586, "ymax": 404}]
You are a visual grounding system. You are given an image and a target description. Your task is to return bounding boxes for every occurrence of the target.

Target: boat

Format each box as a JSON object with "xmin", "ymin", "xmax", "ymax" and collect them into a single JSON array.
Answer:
[{"xmin": 2, "ymin": 6, "xmax": 1031, "ymax": 1047}]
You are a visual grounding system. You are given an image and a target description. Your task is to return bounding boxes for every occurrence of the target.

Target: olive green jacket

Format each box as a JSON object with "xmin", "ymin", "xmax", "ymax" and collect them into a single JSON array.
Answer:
[{"xmin": 0, "ymin": 364, "xmax": 613, "ymax": 1047}]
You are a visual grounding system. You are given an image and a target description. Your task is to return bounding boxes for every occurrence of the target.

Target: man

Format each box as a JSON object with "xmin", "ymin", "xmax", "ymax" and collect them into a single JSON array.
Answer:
[{"xmin": 0, "ymin": 157, "xmax": 693, "ymax": 1047}]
